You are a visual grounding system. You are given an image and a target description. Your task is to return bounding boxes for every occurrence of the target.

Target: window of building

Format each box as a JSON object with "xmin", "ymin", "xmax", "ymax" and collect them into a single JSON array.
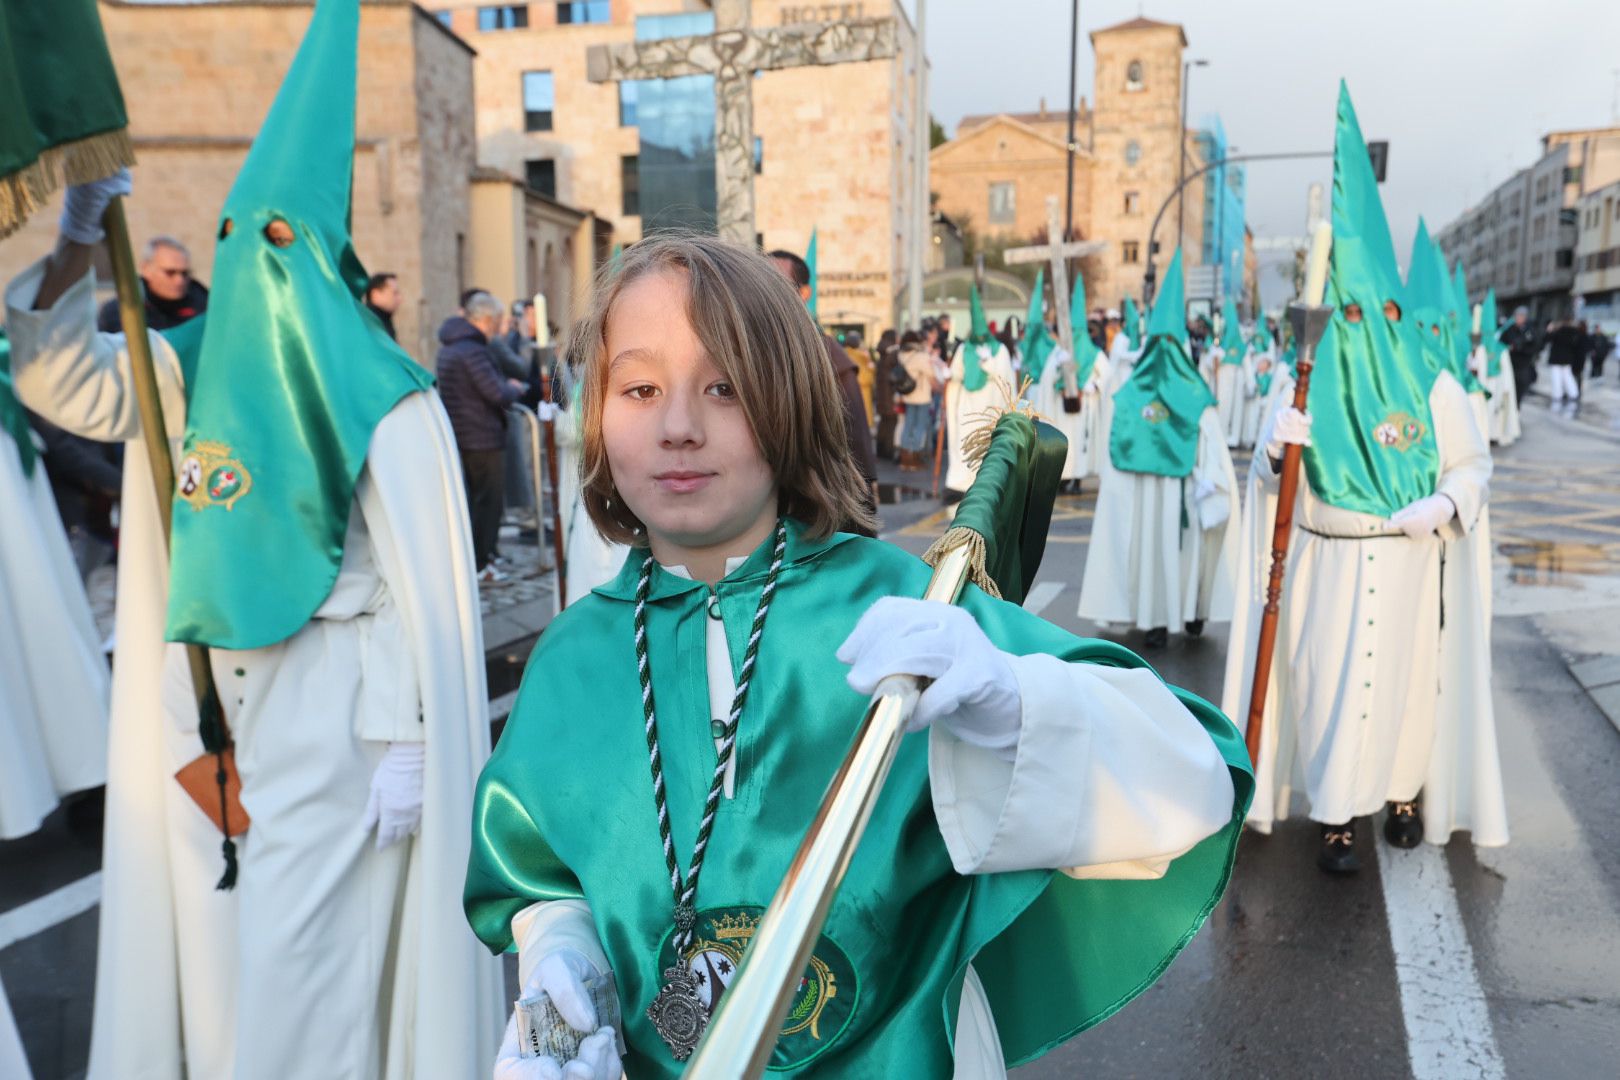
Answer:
[
  {"xmin": 526, "ymin": 158, "xmax": 557, "ymax": 199},
  {"xmin": 621, "ymin": 155, "xmax": 640, "ymax": 216},
  {"xmin": 478, "ymin": 5, "xmax": 529, "ymax": 31},
  {"xmin": 1530, "ymin": 252, "xmax": 1543, "ymax": 276},
  {"xmin": 522, "ymin": 71, "xmax": 554, "ymax": 132},
  {"xmin": 1556, "ymin": 249, "xmax": 1574, "ymax": 269},
  {"xmin": 1124, "ymin": 190, "xmax": 1141, "ymax": 215},
  {"xmin": 753, "ymin": 136, "xmax": 764, "ymax": 175},
  {"xmin": 619, "ymin": 81, "xmax": 638, "ymax": 126},
  {"xmin": 1122, "ymin": 240, "xmax": 1140, "ymax": 264},
  {"xmin": 988, "ymin": 181, "xmax": 1016, "ymax": 225},
  {"xmin": 1125, "ymin": 60, "xmax": 1144, "ymax": 91},
  {"xmin": 1564, "ymin": 165, "xmax": 1583, "ymax": 186},
  {"xmin": 558, "ymin": 1, "xmax": 611, "ymax": 23},
  {"xmin": 435, "ymin": 11, "xmax": 452, "ymax": 29},
  {"xmin": 1507, "ymin": 227, "xmax": 1519, "ymax": 249},
  {"xmin": 1124, "ymin": 140, "xmax": 1141, "ymax": 167}
]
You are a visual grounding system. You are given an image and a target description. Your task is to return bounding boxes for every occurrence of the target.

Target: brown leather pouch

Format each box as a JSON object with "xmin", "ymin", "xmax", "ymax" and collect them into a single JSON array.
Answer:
[{"xmin": 175, "ymin": 748, "xmax": 251, "ymax": 837}]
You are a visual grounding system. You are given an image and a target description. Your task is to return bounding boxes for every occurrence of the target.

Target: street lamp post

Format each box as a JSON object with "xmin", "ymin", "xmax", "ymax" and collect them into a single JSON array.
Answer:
[{"xmin": 1177, "ymin": 58, "xmax": 1208, "ymax": 253}]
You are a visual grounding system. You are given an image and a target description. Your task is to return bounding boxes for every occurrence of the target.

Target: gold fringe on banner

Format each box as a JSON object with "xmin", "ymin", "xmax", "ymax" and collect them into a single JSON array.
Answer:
[
  {"xmin": 0, "ymin": 127, "xmax": 136, "ymax": 239},
  {"xmin": 921, "ymin": 526, "xmax": 1001, "ymax": 600}
]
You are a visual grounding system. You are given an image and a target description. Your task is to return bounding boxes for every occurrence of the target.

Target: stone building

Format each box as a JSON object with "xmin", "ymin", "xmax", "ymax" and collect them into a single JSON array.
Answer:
[
  {"xmin": 929, "ymin": 15, "xmax": 1211, "ymax": 312},
  {"xmin": 1436, "ymin": 126, "xmax": 1620, "ymax": 324},
  {"xmin": 0, "ymin": 1, "xmax": 482, "ymax": 365},
  {"xmin": 426, "ymin": 0, "xmax": 926, "ymax": 342},
  {"xmin": 1574, "ymin": 179, "xmax": 1620, "ymax": 329}
]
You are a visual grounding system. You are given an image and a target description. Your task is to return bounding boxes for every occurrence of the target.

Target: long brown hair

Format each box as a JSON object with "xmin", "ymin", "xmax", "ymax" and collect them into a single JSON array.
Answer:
[{"xmin": 570, "ymin": 233, "xmax": 877, "ymax": 546}]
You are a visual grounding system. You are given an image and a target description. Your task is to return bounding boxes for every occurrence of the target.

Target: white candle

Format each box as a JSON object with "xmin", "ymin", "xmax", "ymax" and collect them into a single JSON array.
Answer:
[
  {"xmin": 1302, "ymin": 220, "xmax": 1332, "ymax": 307},
  {"xmin": 1471, "ymin": 303, "xmax": 1482, "ymax": 334},
  {"xmin": 531, "ymin": 292, "xmax": 550, "ymax": 348}
]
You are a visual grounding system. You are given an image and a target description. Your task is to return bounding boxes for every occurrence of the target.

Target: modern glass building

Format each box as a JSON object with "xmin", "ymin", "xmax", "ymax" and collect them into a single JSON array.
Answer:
[
  {"xmin": 1196, "ymin": 117, "xmax": 1246, "ymax": 306},
  {"xmin": 629, "ymin": 11, "xmax": 718, "ymax": 234}
]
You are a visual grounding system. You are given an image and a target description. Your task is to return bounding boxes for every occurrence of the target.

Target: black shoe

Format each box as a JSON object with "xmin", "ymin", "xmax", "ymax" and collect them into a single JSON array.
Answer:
[
  {"xmin": 1185, "ymin": 618, "xmax": 1205, "ymax": 638},
  {"xmin": 1144, "ymin": 627, "xmax": 1169, "ymax": 648},
  {"xmin": 1383, "ymin": 799, "xmax": 1424, "ymax": 849},
  {"xmin": 1317, "ymin": 822, "xmax": 1360, "ymax": 875}
]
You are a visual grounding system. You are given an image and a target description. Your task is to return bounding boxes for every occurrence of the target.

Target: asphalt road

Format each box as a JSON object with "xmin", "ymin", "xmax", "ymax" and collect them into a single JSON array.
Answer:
[{"xmin": 4, "ymin": 378, "xmax": 1620, "ymax": 1078}]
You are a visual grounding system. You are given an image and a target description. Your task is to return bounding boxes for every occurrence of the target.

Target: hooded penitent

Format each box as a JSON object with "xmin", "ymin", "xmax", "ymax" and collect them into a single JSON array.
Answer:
[
  {"xmin": 1302, "ymin": 81, "xmax": 1440, "ymax": 520},
  {"xmin": 1120, "ymin": 296, "xmax": 1142, "ymax": 350},
  {"xmin": 1109, "ymin": 248, "xmax": 1216, "ymax": 477},
  {"xmin": 1218, "ymin": 297, "xmax": 1245, "ymax": 364},
  {"xmin": 1252, "ymin": 317, "xmax": 1276, "ymax": 396},
  {"xmin": 960, "ymin": 284, "xmax": 995, "ymax": 391},
  {"xmin": 1482, "ymin": 287, "xmax": 1503, "ymax": 378},
  {"xmin": 1405, "ymin": 219, "xmax": 1483, "ymax": 393},
  {"xmin": 163, "ymin": 0, "xmax": 433, "ymax": 650},
  {"xmin": 1069, "ymin": 268, "xmax": 1102, "ymax": 387},
  {"xmin": 1018, "ymin": 269, "xmax": 1057, "ymax": 385}
]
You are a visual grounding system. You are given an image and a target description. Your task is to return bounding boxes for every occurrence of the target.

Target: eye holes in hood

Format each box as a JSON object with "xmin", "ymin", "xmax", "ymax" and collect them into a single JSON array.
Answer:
[{"xmin": 264, "ymin": 219, "xmax": 295, "ymax": 247}]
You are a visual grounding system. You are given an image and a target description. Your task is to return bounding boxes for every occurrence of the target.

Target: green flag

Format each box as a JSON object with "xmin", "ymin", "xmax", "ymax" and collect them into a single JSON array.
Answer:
[
  {"xmin": 1018, "ymin": 270, "xmax": 1057, "ymax": 385},
  {"xmin": 1069, "ymin": 271, "xmax": 1102, "ymax": 387},
  {"xmin": 0, "ymin": 329, "xmax": 37, "ymax": 477},
  {"xmin": 0, "ymin": 0, "xmax": 135, "ymax": 238},
  {"xmin": 164, "ymin": 0, "xmax": 433, "ymax": 650},
  {"xmin": 1109, "ymin": 249, "xmax": 1214, "ymax": 477},
  {"xmin": 805, "ymin": 227, "xmax": 819, "ymax": 322}
]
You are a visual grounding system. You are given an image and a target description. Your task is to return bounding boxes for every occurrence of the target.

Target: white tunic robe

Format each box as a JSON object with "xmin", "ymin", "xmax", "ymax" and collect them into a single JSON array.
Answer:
[
  {"xmin": 1241, "ymin": 349, "xmax": 1278, "ymax": 448},
  {"xmin": 1025, "ymin": 346, "xmax": 1111, "ymax": 480},
  {"xmin": 943, "ymin": 342, "xmax": 1017, "ymax": 494},
  {"xmin": 551, "ymin": 399, "xmax": 628, "ymax": 611},
  {"xmin": 1221, "ymin": 371, "xmax": 1506, "ymax": 840},
  {"xmin": 505, "ymin": 556, "xmax": 1237, "ymax": 1078},
  {"xmin": 5, "ymin": 263, "xmax": 506, "ymax": 1079},
  {"xmin": 0, "ymin": 422, "xmax": 109, "ymax": 839},
  {"xmin": 1474, "ymin": 345, "xmax": 1522, "ymax": 445},
  {"xmin": 1206, "ymin": 348, "xmax": 1254, "ymax": 448},
  {"xmin": 1077, "ymin": 407, "xmax": 1239, "ymax": 633}
]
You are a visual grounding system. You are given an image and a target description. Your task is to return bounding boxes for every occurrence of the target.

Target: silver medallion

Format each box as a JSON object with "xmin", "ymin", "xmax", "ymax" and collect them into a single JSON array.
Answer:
[{"xmin": 646, "ymin": 963, "xmax": 707, "ymax": 1060}]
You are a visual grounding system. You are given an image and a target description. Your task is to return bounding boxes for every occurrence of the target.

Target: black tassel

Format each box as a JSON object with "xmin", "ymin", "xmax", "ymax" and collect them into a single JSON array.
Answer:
[
  {"xmin": 198, "ymin": 684, "xmax": 238, "ymax": 890},
  {"xmin": 216, "ymin": 836, "xmax": 239, "ymax": 891}
]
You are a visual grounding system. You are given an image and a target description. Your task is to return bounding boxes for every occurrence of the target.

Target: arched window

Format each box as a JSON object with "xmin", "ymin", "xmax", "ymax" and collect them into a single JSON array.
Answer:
[
  {"xmin": 1125, "ymin": 140, "xmax": 1142, "ymax": 167},
  {"xmin": 1125, "ymin": 60, "xmax": 1144, "ymax": 91}
]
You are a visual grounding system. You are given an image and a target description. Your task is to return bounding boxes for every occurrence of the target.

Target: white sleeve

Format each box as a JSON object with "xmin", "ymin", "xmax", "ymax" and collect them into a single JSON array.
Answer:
[
  {"xmin": 4, "ymin": 259, "xmax": 187, "ymax": 442},
  {"xmin": 929, "ymin": 653, "xmax": 1235, "ymax": 880},
  {"xmin": 510, "ymin": 899, "xmax": 612, "ymax": 990},
  {"xmin": 1430, "ymin": 371, "xmax": 1491, "ymax": 538},
  {"xmin": 1194, "ymin": 409, "xmax": 1235, "ymax": 530}
]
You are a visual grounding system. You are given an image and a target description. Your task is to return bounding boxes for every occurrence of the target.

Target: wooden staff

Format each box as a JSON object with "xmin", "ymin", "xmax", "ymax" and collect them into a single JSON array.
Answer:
[
  {"xmin": 1245, "ymin": 223, "xmax": 1332, "ymax": 765},
  {"xmin": 542, "ymin": 416, "xmax": 567, "ymax": 606}
]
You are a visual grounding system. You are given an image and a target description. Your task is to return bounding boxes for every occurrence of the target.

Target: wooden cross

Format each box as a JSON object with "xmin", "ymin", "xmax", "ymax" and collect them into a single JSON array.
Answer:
[
  {"xmin": 586, "ymin": 0, "xmax": 899, "ymax": 245},
  {"xmin": 1004, "ymin": 195, "xmax": 1105, "ymax": 370}
]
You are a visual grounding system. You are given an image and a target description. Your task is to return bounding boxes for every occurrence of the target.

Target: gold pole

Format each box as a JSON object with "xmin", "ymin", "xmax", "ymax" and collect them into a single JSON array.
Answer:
[{"xmin": 682, "ymin": 544, "xmax": 975, "ymax": 1077}]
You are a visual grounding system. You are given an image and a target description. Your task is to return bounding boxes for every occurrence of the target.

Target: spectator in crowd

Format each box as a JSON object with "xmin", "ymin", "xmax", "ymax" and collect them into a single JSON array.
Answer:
[
  {"xmin": 96, "ymin": 234, "xmax": 207, "ymax": 333},
  {"xmin": 935, "ymin": 311, "xmax": 957, "ymax": 364},
  {"xmin": 363, "ymin": 271, "xmax": 400, "ymax": 340},
  {"xmin": 490, "ymin": 299, "xmax": 532, "ymax": 382},
  {"xmin": 1545, "ymin": 317, "xmax": 1587, "ymax": 409},
  {"xmin": 29, "ymin": 413, "xmax": 122, "ymax": 579},
  {"xmin": 1500, "ymin": 306, "xmax": 1540, "ymax": 403},
  {"xmin": 1590, "ymin": 324, "xmax": 1612, "ymax": 380},
  {"xmin": 843, "ymin": 328, "xmax": 875, "ymax": 424},
  {"xmin": 436, "ymin": 291, "xmax": 525, "ymax": 581},
  {"xmin": 897, "ymin": 329, "xmax": 936, "ymax": 471},
  {"xmin": 873, "ymin": 328, "xmax": 899, "ymax": 459}
]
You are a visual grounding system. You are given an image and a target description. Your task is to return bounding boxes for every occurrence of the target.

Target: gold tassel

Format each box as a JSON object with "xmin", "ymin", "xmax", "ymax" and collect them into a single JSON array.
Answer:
[
  {"xmin": 921, "ymin": 526, "xmax": 1001, "ymax": 600},
  {"xmin": 958, "ymin": 374, "xmax": 1045, "ymax": 470},
  {"xmin": 0, "ymin": 127, "xmax": 136, "ymax": 240}
]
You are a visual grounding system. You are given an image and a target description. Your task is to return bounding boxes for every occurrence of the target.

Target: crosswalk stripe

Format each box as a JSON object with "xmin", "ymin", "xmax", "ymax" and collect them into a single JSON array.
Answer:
[
  {"xmin": 0, "ymin": 873, "xmax": 101, "ymax": 952},
  {"xmin": 1022, "ymin": 581, "xmax": 1065, "ymax": 616}
]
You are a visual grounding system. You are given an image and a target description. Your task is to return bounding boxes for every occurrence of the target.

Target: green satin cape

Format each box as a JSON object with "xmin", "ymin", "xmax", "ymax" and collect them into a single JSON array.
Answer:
[
  {"xmin": 1121, "ymin": 296, "xmax": 1142, "ymax": 350},
  {"xmin": 465, "ymin": 523, "xmax": 1251, "ymax": 1076},
  {"xmin": 1018, "ymin": 269, "xmax": 1056, "ymax": 385},
  {"xmin": 1108, "ymin": 250, "xmax": 1212, "ymax": 477},
  {"xmin": 163, "ymin": 0, "xmax": 432, "ymax": 650},
  {"xmin": 1217, "ymin": 297, "xmax": 1245, "ymax": 364},
  {"xmin": 960, "ymin": 286, "xmax": 992, "ymax": 391},
  {"xmin": 0, "ymin": 330, "xmax": 37, "ymax": 477},
  {"xmin": 1070, "ymin": 269, "xmax": 1102, "ymax": 388}
]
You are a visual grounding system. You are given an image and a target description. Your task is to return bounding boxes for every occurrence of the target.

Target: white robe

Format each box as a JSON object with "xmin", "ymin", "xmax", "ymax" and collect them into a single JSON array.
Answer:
[
  {"xmin": 505, "ymin": 555, "xmax": 1237, "ymax": 1079},
  {"xmin": 1241, "ymin": 349, "xmax": 1278, "ymax": 448},
  {"xmin": 1024, "ymin": 346, "xmax": 1110, "ymax": 480},
  {"xmin": 1474, "ymin": 345, "xmax": 1522, "ymax": 445},
  {"xmin": 943, "ymin": 342, "xmax": 1017, "ymax": 494},
  {"xmin": 5, "ymin": 262, "xmax": 506, "ymax": 1079},
  {"xmin": 0, "ymin": 423, "xmax": 109, "ymax": 840},
  {"xmin": 552, "ymin": 398, "xmax": 628, "ymax": 611},
  {"xmin": 1221, "ymin": 371, "xmax": 1506, "ymax": 841},
  {"xmin": 1077, "ymin": 407, "xmax": 1238, "ymax": 633},
  {"xmin": 1206, "ymin": 348, "xmax": 1254, "ymax": 448}
]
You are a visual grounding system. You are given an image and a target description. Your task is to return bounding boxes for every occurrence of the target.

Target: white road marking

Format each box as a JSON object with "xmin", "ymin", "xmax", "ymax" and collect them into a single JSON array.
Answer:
[
  {"xmin": 0, "ymin": 873, "xmax": 101, "ymax": 952},
  {"xmin": 1375, "ymin": 843, "xmax": 1506, "ymax": 1080},
  {"xmin": 1022, "ymin": 581, "xmax": 1065, "ymax": 617}
]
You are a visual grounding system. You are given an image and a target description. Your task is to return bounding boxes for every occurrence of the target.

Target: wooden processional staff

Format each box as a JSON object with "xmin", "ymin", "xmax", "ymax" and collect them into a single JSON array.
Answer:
[{"xmin": 1245, "ymin": 222, "xmax": 1333, "ymax": 765}]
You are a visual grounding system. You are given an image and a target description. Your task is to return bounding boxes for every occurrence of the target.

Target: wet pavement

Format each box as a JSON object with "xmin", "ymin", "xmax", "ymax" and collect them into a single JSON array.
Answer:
[{"xmin": 5, "ymin": 376, "xmax": 1620, "ymax": 1077}]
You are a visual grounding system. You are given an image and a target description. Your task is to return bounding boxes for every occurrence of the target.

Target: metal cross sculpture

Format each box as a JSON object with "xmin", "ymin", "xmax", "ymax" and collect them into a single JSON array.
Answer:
[{"xmin": 587, "ymin": 0, "xmax": 899, "ymax": 245}]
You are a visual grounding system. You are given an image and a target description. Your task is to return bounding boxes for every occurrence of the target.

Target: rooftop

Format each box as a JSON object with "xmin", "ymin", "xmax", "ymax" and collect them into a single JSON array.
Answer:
[{"xmin": 1089, "ymin": 15, "xmax": 1187, "ymax": 46}]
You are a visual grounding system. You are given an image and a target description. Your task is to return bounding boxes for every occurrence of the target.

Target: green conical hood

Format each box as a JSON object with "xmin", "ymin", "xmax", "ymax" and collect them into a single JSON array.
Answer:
[
  {"xmin": 1252, "ymin": 317, "xmax": 1271, "ymax": 352},
  {"xmin": 1301, "ymin": 82, "xmax": 1441, "ymax": 519},
  {"xmin": 1069, "ymin": 270, "xmax": 1102, "ymax": 386},
  {"xmin": 1019, "ymin": 269, "xmax": 1057, "ymax": 385},
  {"xmin": 1121, "ymin": 296, "xmax": 1141, "ymax": 349},
  {"xmin": 1110, "ymin": 249, "xmax": 1213, "ymax": 477},
  {"xmin": 165, "ymin": 0, "xmax": 433, "ymax": 650},
  {"xmin": 1404, "ymin": 219, "xmax": 1481, "ymax": 392},
  {"xmin": 1404, "ymin": 218, "xmax": 1447, "ymax": 322},
  {"xmin": 1218, "ymin": 297, "xmax": 1244, "ymax": 363},
  {"xmin": 805, "ymin": 227, "xmax": 819, "ymax": 321},
  {"xmin": 0, "ymin": 328, "xmax": 37, "ymax": 477},
  {"xmin": 958, "ymin": 285, "xmax": 993, "ymax": 391},
  {"xmin": 1482, "ymin": 287, "xmax": 1504, "ymax": 377}
]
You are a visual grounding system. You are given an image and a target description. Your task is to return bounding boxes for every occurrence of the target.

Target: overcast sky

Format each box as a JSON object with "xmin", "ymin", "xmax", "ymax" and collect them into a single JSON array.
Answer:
[{"xmin": 904, "ymin": 0, "xmax": 1620, "ymax": 279}]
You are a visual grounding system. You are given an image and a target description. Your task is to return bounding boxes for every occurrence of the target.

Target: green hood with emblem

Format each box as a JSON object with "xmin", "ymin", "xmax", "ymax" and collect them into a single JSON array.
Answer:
[
  {"xmin": 1109, "ymin": 249, "xmax": 1214, "ymax": 477},
  {"xmin": 164, "ymin": 0, "xmax": 432, "ymax": 650}
]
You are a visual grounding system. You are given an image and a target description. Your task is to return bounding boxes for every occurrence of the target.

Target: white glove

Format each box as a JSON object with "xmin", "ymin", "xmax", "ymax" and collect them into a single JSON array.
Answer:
[
  {"xmin": 59, "ymin": 168, "xmax": 133, "ymax": 245},
  {"xmin": 361, "ymin": 741, "xmax": 424, "ymax": 851},
  {"xmin": 837, "ymin": 597, "xmax": 1021, "ymax": 761},
  {"xmin": 1264, "ymin": 407, "xmax": 1313, "ymax": 463},
  {"xmin": 536, "ymin": 401, "xmax": 559, "ymax": 423},
  {"xmin": 1387, "ymin": 493, "xmax": 1456, "ymax": 540},
  {"xmin": 494, "ymin": 949, "xmax": 623, "ymax": 1080}
]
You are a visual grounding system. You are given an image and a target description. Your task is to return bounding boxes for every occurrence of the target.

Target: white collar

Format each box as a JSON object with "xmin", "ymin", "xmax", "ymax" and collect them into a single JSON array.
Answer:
[{"xmin": 663, "ymin": 555, "xmax": 750, "ymax": 582}]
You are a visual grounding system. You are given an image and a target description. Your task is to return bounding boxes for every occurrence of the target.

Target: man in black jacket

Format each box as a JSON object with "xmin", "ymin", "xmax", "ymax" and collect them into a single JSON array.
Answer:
[
  {"xmin": 1546, "ymin": 317, "xmax": 1587, "ymax": 408},
  {"xmin": 1499, "ymin": 306, "xmax": 1540, "ymax": 404},
  {"xmin": 95, "ymin": 235, "xmax": 208, "ymax": 333},
  {"xmin": 436, "ymin": 291, "xmax": 524, "ymax": 580}
]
